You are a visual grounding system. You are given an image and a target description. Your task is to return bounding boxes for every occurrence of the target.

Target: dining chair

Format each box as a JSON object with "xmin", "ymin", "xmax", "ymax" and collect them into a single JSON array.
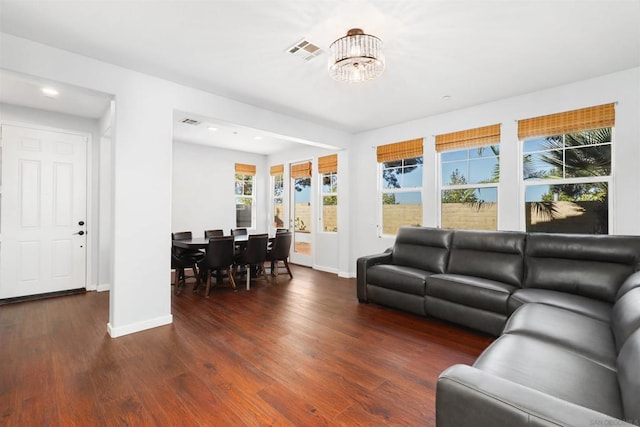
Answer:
[
  {"xmin": 197, "ymin": 236, "xmax": 236, "ymax": 297},
  {"xmin": 234, "ymin": 233, "xmax": 269, "ymax": 290},
  {"xmin": 267, "ymin": 231, "xmax": 293, "ymax": 282},
  {"xmin": 231, "ymin": 228, "xmax": 248, "ymax": 237},
  {"xmin": 171, "ymin": 233, "xmax": 203, "ymax": 294},
  {"xmin": 276, "ymin": 228, "xmax": 289, "ymax": 234},
  {"xmin": 204, "ymin": 229, "xmax": 224, "ymax": 238}
]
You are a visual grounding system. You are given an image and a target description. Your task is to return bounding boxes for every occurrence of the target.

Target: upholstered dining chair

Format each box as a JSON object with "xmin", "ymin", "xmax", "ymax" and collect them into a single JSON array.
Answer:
[
  {"xmin": 234, "ymin": 233, "xmax": 269, "ymax": 290},
  {"xmin": 197, "ymin": 236, "xmax": 236, "ymax": 297},
  {"xmin": 230, "ymin": 228, "xmax": 248, "ymax": 237},
  {"xmin": 204, "ymin": 229, "xmax": 224, "ymax": 238},
  {"xmin": 171, "ymin": 232, "xmax": 203, "ymax": 294},
  {"xmin": 267, "ymin": 231, "xmax": 293, "ymax": 282}
]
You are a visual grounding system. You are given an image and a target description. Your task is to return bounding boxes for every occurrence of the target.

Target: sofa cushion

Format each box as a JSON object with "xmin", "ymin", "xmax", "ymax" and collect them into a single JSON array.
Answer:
[
  {"xmin": 474, "ymin": 334, "xmax": 623, "ymax": 419},
  {"xmin": 611, "ymin": 287, "xmax": 640, "ymax": 352},
  {"xmin": 503, "ymin": 303, "xmax": 616, "ymax": 369},
  {"xmin": 392, "ymin": 227, "xmax": 453, "ymax": 273},
  {"xmin": 366, "ymin": 264, "xmax": 432, "ymax": 296},
  {"xmin": 617, "ymin": 329, "xmax": 640, "ymax": 423},
  {"xmin": 508, "ymin": 288, "xmax": 612, "ymax": 322},
  {"xmin": 447, "ymin": 230, "xmax": 526, "ymax": 287},
  {"xmin": 524, "ymin": 233, "xmax": 640, "ymax": 303},
  {"xmin": 427, "ymin": 274, "xmax": 517, "ymax": 314}
]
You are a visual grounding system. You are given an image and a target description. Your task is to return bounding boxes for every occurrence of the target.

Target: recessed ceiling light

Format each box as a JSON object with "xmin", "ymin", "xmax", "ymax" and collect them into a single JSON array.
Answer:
[
  {"xmin": 207, "ymin": 126, "xmax": 218, "ymax": 131},
  {"xmin": 254, "ymin": 136, "xmax": 263, "ymax": 140},
  {"xmin": 442, "ymin": 95, "xmax": 451, "ymax": 101},
  {"xmin": 41, "ymin": 87, "xmax": 59, "ymax": 97}
]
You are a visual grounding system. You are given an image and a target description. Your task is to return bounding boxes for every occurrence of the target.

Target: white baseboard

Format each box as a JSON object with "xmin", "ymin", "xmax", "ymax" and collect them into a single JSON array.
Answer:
[
  {"xmin": 338, "ymin": 271, "xmax": 355, "ymax": 278},
  {"xmin": 313, "ymin": 265, "xmax": 338, "ymax": 275},
  {"xmin": 96, "ymin": 283, "xmax": 111, "ymax": 292},
  {"xmin": 107, "ymin": 314, "xmax": 173, "ymax": 338}
]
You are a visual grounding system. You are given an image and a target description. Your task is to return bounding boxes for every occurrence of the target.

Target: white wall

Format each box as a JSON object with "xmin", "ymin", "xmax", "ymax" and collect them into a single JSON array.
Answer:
[
  {"xmin": 349, "ymin": 68, "xmax": 640, "ymax": 274},
  {"xmin": 0, "ymin": 102, "xmax": 104, "ymax": 290},
  {"xmin": 0, "ymin": 33, "xmax": 351, "ymax": 337},
  {"xmin": 172, "ymin": 141, "xmax": 268, "ymax": 235}
]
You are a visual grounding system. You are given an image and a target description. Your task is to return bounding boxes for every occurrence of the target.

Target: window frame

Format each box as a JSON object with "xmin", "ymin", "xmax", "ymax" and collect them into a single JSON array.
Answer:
[
  {"xmin": 235, "ymin": 172, "xmax": 256, "ymax": 230},
  {"xmin": 271, "ymin": 173, "xmax": 284, "ymax": 230},
  {"xmin": 319, "ymin": 171, "xmax": 338, "ymax": 233},
  {"xmin": 377, "ymin": 156, "xmax": 424, "ymax": 237},
  {"xmin": 438, "ymin": 144, "xmax": 500, "ymax": 231},
  {"xmin": 519, "ymin": 127, "xmax": 614, "ymax": 234}
]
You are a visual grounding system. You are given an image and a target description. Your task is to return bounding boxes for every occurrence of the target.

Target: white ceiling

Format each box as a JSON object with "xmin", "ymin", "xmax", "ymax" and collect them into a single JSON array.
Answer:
[{"xmin": 1, "ymin": 0, "xmax": 639, "ymax": 142}]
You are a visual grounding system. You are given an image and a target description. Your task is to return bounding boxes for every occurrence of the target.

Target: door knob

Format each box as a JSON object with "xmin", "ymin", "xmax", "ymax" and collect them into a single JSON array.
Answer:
[
  {"xmin": 78, "ymin": 220, "xmax": 85, "ymax": 226},
  {"xmin": 73, "ymin": 231, "xmax": 85, "ymax": 236}
]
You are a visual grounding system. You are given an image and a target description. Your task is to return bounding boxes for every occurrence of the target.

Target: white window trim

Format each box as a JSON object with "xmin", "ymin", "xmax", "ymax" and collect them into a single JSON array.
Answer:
[
  {"xmin": 235, "ymin": 173, "xmax": 256, "ymax": 230},
  {"xmin": 377, "ymin": 159, "xmax": 423, "ymax": 238},
  {"xmin": 271, "ymin": 174, "xmax": 284, "ymax": 231},
  {"xmin": 319, "ymin": 171, "xmax": 338, "ymax": 234},
  {"xmin": 519, "ymin": 129, "xmax": 614, "ymax": 234}
]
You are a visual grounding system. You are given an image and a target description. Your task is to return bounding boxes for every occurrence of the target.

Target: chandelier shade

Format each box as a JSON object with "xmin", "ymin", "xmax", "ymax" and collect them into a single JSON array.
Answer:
[{"xmin": 328, "ymin": 28, "xmax": 384, "ymax": 83}]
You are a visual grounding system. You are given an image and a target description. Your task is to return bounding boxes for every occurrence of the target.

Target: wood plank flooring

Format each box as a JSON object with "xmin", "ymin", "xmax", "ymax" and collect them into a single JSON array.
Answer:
[{"xmin": 0, "ymin": 265, "xmax": 492, "ymax": 426}]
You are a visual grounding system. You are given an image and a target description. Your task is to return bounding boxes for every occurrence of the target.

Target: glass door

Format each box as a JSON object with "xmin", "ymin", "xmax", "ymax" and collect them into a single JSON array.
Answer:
[{"xmin": 289, "ymin": 161, "xmax": 313, "ymax": 266}]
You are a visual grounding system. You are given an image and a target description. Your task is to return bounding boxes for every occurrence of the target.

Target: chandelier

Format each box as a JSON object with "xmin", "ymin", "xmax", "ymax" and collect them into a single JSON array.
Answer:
[{"xmin": 328, "ymin": 28, "xmax": 385, "ymax": 83}]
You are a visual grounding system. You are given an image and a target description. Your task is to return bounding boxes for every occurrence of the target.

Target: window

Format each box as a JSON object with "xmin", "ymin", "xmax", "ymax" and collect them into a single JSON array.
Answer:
[
  {"xmin": 437, "ymin": 124, "xmax": 500, "ymax": 230},
  {"xmin": 377, "ymin": 139, "xmax": 423, "ymax": 236},
  {"xmin": 318, "ymin": 154, "xmax": 338, "ymax": 232},
  {"xmin": 235, "ymin": 163, "xmax": 256, "ymax": 228},
  {"xmin": 270, "ymin": 164, "xmax": 284, "ymax": 228},
  {"xmin": 519, "ymin": 104, "xmax": 614, "ymax": 234}
]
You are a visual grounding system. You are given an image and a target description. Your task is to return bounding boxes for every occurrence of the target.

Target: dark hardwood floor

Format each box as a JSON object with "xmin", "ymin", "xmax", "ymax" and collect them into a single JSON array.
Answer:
[{"xmin": 0, "ymin": 265, "xmax": 492, "ymax": 426}]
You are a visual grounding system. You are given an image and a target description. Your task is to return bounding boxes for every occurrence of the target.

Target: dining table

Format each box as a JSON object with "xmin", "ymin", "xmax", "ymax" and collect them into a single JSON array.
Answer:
[{"xmin": 172, "ymin": 234, "xmax": 250, "ymax": 250}]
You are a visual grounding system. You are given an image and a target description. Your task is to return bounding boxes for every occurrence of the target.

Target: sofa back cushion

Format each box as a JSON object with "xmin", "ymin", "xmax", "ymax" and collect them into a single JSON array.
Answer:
[
  {"xmin": 447, "ymin": 230, "xmax": 526, "ymax": 287},
  {"xmin": 617, "ymin": 328, "xmax": 640, "ymax": 423},
  {"xmin": 392, "ymin": 227, "xmax": 453, "ymax": 273},
  {"xmin": 612, "ymin": 288, "xmax": 640, "ymax": 352},
  {"xmin": 524, "ymin": 233, "xmax": 640, "ymax": 303}
]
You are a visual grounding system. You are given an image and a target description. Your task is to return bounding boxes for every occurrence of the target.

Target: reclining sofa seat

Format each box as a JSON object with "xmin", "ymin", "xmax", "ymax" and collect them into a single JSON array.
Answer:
[
  {"xmin": 509, "ymin": 233, "xmax": 640, "ymax": 322},
  {"xmin": 357, "ymin": 227, "xmax": 453, "ymax": 316},
  {"xmin": 436, "ymin": 286, "xmax": 640, "ymax": 426},
  {"xmin": 425, "ymin": 230, "xmax": 526, "ymax": 336}
]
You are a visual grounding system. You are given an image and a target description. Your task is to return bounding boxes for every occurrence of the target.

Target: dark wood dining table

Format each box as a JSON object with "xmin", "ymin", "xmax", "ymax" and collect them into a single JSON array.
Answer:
[{"xmin": 172, "ymin": 234, "xmax": 250, "ymax": 250}]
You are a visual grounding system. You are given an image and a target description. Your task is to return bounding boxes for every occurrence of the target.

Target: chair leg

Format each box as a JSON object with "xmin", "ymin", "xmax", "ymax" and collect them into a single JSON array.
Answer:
[
  {"xmin": 173, "ymin": 268, "xmax": 180, "ymax": 295},
  {"xmin": 246, "ymin": 264, "xmax": 251, "ymax": 291},
  {"xmin": 227, "ymin": 268, "xmax": 237, "ymax": 289},
  {"xmin": 284, "ymin": 259, "xmax": 293, "ymax": 278},
  {"xmin": 204, "ymin": 271, "xmax": 212, "ymax": 298}
]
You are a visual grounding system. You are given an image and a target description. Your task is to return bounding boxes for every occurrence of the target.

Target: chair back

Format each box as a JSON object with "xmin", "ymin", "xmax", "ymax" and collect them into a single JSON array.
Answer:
[
  {"xmin": 242, "ymin": 234, "xmax": 269, "ymax": 264},
  {"xmin": 172, "ymin": 231, "xmax": 194, "ymax": 258},
  {"xmin": 204, "ymin": 229, "xmax": 224, "ymax": 238},
  {"xmin": 231, "ymin": 228, "xmax": 248, "ymax": 237},
  {"xmin": 203, "ymin": 236, "xmax": 236, "ymax": 269},
  {"xmin": 276, "ymin": 228, "xmax": 290, "ymax": 234},
  {"xmin": 271, "ymin": 232, "xmax": 292, "ymax": 260},
  {"xmin": 172, "ymin": 231, "xmax": 192, "ymax": 240}
]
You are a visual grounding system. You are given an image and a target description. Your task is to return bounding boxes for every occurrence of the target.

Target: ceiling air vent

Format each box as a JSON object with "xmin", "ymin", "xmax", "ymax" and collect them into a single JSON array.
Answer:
[
  {"xmin": 181, "ymin": 118, "xmax": 200, "ymax": 125},
  {"xmin": 286, "ymin": 39, "xmax": 323, "ymax": 61}
]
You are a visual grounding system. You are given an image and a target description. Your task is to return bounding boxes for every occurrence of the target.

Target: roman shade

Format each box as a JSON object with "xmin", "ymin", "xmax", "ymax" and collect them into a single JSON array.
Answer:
[
  {"xmin": 518, "ymin": 103, "xmax": 615, "ymax": 140},
  {"xmin": 436, "ymin": 124, "xmax": 501, "ymax": 153},
  {"xmin": 235, "ymin": 163, "xmax": 256, "ymax": 175},
  {"xmin": 290, "ymin": 162, "xmax": 312, "ymax": 179},
  {"xmin": 270, "ymin": 164, "xmax": 284, "ymax": 176},
  {"xmin": 377, "ymin": 138, "xmax": 424, "ymax": 163},
  {"xmin": 318, "ymin": 154, "xmax": 338, "ymax": 174}
]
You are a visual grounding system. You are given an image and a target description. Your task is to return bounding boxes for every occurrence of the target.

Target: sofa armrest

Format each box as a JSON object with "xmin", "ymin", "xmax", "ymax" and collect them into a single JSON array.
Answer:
[
  {"xmin": 437, "ymin": 364, "xmax": 636, "ymax": 427},
  {"xmin": 356, "ymin": 250, "xmax": 392, "ymax": 302},
  {"xmin": 617, "ymin": 270, "xmax": 640, "ymax": 300}
]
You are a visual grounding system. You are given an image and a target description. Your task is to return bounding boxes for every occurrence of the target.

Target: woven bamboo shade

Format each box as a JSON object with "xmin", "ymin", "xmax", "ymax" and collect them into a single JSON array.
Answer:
[
  {"xmin": 270, "ymin": 164, "xmax": 284, "ymax": 176},
  {"xmin": 235, "ymin": 163, "xmax": 256, "ymax": 175},
  {"xmin": 318, "ymin": 154, "xmax": 338, "ymax": 174},
  {"xmin": 290, "ymin": 161, "xmax": 312, "ymax": 178},
  {"xmin": 376, "ymin": 138, "xmax": 423, "ymax": 163},
  {"xmin": 518, "ymin": 103, "xmax": 615, "ymax": 140},
  {"xmin": 435, "ymin": 124, "xmax": 501, "ymax": 153}
]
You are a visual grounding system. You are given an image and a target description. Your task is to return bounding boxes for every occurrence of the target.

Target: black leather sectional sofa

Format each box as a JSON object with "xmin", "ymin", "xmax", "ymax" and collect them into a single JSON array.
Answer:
[{"xmin": 357, "ymin": 226, "xmax": 640, "ymax": 426}]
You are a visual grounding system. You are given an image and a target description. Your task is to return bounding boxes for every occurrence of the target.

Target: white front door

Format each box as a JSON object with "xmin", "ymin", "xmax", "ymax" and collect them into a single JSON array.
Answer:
[
  {"xmin": 289, "ymin": 162, "xmax": 313, "ymax": 267},
  {"xmin": 0, "ymin": 124, "xmax": 87, "ymax": 299}
]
